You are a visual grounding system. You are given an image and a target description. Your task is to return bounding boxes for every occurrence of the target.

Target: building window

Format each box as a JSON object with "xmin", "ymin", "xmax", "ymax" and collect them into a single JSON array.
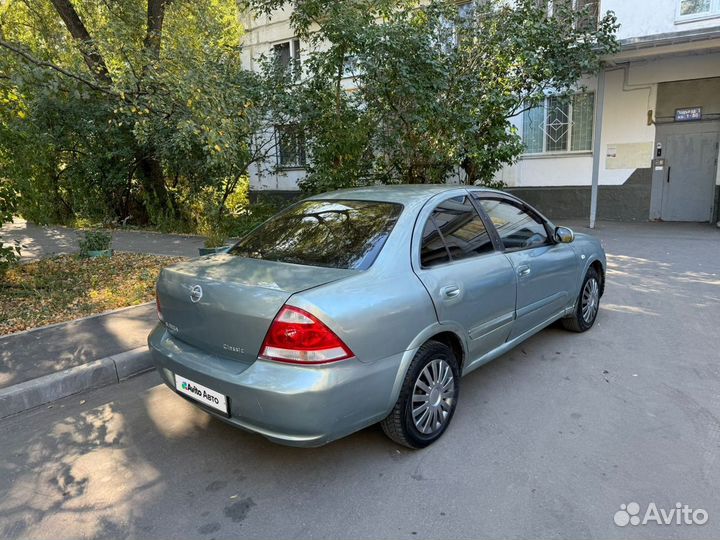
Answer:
[
  {"xmin": 522, "ymin": 93, "xmax": 594, "ymax": 154},
  {"xmin": 434, "ymin": 2, "xmax": 471, "ymax": 51},
  {"xmin": 536, "ymin": 0, "xmax": 599, "ymax": 29},
  {"xmin": 273, "ymin": 38, "xmax": 301, "ymax": 75},
  {"xmin": 677, "ymin": 0, "xmax": 720, "ymax": 19},
  {"xmin": 276, "ymin": 125, "xmax": 306, "ymax": 168},
  {"xmin": 574, "ymin": 0, "xmax": 599, "ymax": 30}
]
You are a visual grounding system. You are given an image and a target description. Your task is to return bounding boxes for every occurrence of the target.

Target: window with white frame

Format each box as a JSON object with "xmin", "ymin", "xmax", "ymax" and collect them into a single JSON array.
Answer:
[
  {"xmin": 574, "ymin": 0, "xmax": 599, "ymax": 30},
  {"xmin": 459, "ymin": 0, "xmax": 597, "ymax": 28},
  {"xmin": 273, "ymin": 38, "xmax": 301, "ymax": 75},
  {"xmin": 275, "ymin": 125, "xmax": 306, "ymax": 168},
  {"xmin": 434, "ymin": 1, "xmax": 481, "ymax": 50},
  {"xmin": 677, "ymin": 0, "xmax": 720, "ymax": 20},
  {"xmin": 534, "ymin": 0, "xmax": 599, "ymax": 29},
  {"xmin": 522, "ymin": 93, "xmax": 595, "ymax": 154}
]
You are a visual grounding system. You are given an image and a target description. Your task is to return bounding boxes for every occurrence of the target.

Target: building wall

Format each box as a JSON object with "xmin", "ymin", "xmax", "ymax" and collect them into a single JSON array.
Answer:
[
  {"xmin": 240, "ymin": 8, "xmax": 295, "ymax": 72},
  {"xmin": 604, "ymin": 0, "xmax": 720, "ymax": 40},
  {"xmin": 508, "ymin": 169, "xmax": 652, "ymax": 221},
  {"xmin": 498, "ymin": 51, "xmax": 720, "ymax": 221},
  {"xmin": 501, "ymin": 51, "xmax": 720, "ymax": 189},
  {"xmin": 655, "ymin": 77, "xmax": 720, "ymax": 120},
  {"xmin": 241, "ymin": 0, "xmax": 720, "ymax": 45},
  {"xmin": 240, "ymin": 8, "xmax": 308, "ymax": 191}
]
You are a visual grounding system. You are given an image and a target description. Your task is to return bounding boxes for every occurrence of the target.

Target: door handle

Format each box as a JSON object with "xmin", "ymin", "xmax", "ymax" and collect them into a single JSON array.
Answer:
[
  {"xmin": 517, "ymin": 265, "xmax": 531, "ymax": 277},
  {"xmin": 440, "ymin": 286, "xmax": 461, "ymax": 299},
  {"xmin": 667, "ymin": 166, "xmax": 671, "ymax": 183}
]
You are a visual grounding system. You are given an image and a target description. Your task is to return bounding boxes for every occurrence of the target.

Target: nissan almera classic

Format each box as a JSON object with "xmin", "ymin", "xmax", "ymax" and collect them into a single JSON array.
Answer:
[{"xmin": 149, "ymin": 185, "xmax": 605, "ymax": 449}]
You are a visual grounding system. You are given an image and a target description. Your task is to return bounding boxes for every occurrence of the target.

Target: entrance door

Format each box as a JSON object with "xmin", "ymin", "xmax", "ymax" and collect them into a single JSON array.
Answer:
[{"xmin": 656, "ymin": 123, "xmax": 719, "ymax": 222}]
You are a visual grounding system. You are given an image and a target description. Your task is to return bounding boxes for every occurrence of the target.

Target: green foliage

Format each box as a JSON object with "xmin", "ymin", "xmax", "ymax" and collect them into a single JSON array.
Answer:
[
  {"xmin": 255, "ymin": 0, "xmax": 618, "ymax": 193},
  {"xmin": 193, "ymin": 186, "xmax": 233, "ymax": 248},
  {"xmin": 228, "ymin": 193, "xmax": 297, "ymax": 239},
  {"xmin": 0, "ymin": 0, "xmax": 275, "ymax": 232},
  {"xmin": 0, "ymin": 179, "xmax": 21, "ymax": 274},
  {"xmin": 0, "ymin": 0, "xmax": 619, "ymax": 230},
  {"xmin": 78, "ymin": 229, "xmax": 112, "ymax": 256}
]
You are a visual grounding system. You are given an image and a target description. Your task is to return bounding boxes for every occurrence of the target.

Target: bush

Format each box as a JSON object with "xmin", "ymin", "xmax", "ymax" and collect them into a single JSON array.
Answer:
[
  {"xmin": 0, "ymin": 180, "xmax": 21, "ymax": 275},
  {"xmin": 0, "ymin": 240, "xmax": 20, "ymax": 275},
  {"xmin": 78, "ymin": 230, "xmax": 112, "ymax": 257}
]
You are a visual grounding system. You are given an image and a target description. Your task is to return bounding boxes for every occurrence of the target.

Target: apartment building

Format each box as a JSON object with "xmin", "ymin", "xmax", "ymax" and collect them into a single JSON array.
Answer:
[{"xmin": 240, "ymin": 1, "xmax": 720, "ymax": 223}]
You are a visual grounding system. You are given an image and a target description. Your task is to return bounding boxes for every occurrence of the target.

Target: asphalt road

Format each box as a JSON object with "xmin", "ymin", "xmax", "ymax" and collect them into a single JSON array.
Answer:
[
  {"xmin": 2, "ymin": 218, "xmax": 204, "ymax": 261},
  {"xmin": 1, "ymin": 222, "xmax": 719, "ymax": 539}
]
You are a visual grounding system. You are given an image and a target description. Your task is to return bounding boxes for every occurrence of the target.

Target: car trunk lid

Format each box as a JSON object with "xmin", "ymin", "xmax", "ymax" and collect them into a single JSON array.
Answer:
[{"xmin": 157, "ymin": 254, "xmax": 356, "ymax": 364}]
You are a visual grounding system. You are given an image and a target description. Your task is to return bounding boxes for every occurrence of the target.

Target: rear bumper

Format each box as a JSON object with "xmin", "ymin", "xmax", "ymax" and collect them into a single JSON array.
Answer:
[{"xmin": 147, "ymin": 324, "xmax": 403, "ymax": 447}]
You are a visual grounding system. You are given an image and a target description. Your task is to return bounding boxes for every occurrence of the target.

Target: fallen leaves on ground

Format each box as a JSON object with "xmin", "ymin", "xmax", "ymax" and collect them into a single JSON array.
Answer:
[{"xmin": 0, "ymin": 253, "xmax": 186, "ymax": 335}]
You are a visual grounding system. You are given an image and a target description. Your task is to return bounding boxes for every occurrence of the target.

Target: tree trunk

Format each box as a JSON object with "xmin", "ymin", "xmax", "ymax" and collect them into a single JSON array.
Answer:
[
  {"xmin": 461, "ymin": 156, "xmax": 479, "ymax": 185},
  {"xmin": 48, "ymin": 0, "xmax": 113, "ymax": 86},
  {"xmin": 144, "ymin": 0, "xmax": 169, "ymax": 57},
  {"xmin": 142, "ymin": 0, "xmax": 170, "ymax": 77},
  {"xmin": 50, "ymin": 170, "xmax": 73, "ymax": 224},
  {"xmin": 136, "ymin": 151, "xmax": 176, "ymax": 224},
  {"xmin": 48, "ymin": 0, "xmax": 178, "ymax": 226},
  {"xmin": 136, "ymin": 0, "xmax": 176, "ymax": 224}
]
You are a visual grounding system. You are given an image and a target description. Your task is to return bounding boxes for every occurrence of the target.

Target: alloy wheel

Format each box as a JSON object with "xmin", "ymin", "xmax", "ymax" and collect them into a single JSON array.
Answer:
[
  {"xmin": 582, "ymin": 277, "xmax": 599, "ymax": 324},
  {"xmin": 411, "ymin": 358, "xmax": 456, "ymax": 435}
]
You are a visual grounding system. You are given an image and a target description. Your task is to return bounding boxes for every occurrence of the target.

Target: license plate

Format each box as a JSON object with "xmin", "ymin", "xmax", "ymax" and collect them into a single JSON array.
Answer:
[{"xmin": 175, "ymin": 374, "xmax": 229, "ymax": 415}]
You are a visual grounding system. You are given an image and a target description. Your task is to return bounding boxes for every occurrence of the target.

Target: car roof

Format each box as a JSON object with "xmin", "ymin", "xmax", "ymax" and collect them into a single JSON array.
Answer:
[{"xmin": 309, "ymin": 184, "xmax": 504, "ymax": 205}]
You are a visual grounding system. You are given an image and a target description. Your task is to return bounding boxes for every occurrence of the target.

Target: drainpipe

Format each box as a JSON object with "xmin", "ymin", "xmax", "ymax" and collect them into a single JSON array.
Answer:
[{"xmin": 589, "ymin": 67, "xmax": 606, "ymax": 229}]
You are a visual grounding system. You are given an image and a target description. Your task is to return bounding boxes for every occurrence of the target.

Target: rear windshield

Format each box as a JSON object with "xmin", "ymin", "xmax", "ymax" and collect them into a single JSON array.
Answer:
[{"xmin": 229, "ymin": 199, "xmax": 403, "ymax": 270}]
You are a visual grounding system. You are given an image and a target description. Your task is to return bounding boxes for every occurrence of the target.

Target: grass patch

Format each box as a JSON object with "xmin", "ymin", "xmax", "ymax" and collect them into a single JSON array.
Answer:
[{"xmin": 0, "ymin": 252, "xmax": 185, "ymax": 335}]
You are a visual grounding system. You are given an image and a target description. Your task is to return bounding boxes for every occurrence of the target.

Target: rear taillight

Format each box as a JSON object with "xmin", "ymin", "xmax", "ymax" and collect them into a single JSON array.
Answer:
[
  {"xmin": 260, "ymin": 306, "xmax": 354, "ymax": 365},
  {"xmin": 156, "ymin": 287, "xmax": 164, "ymax": 322}
]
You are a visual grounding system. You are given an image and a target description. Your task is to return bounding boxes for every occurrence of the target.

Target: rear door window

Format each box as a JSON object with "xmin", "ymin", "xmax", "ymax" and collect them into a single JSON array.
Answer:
[
  {"xmin": 229, "ymin": 200, "xmax": 403, "ymax": 270},
  {"xmin": 420, "ymin": 219, "xmax": 451, "ymax": 268},
  {"xmin": 420, "ymin": 196, "xmax": 495, "ymax": 268}
]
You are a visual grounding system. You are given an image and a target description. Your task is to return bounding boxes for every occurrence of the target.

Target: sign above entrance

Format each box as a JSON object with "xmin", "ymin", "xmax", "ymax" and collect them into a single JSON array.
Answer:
[{"xmin": 675, "ymin": 107, "xmax": 702, "ymax": 122}]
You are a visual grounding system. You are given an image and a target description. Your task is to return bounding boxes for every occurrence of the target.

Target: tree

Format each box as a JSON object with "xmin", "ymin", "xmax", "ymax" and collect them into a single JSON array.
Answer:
[
  {"xmin": 0, "ymin": 0, "xmax": 276, "ymax": 231},
  {"xmin": 2, "ymin": 0, "xmax": 178, "ymax": 220},
  {"xmin": 250, "ymin": 0, "xmax": 618, "ymax": 192}
]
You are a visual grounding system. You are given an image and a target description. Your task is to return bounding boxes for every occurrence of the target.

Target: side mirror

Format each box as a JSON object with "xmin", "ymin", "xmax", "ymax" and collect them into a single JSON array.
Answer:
[{"xmin": 555, "ymin": 226, "xmax": 575, "ymax": 244}]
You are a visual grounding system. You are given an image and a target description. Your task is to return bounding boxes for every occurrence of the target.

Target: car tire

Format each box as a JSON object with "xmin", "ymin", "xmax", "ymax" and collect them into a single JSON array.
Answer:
[
  {"xmin": 562, "ymin": 266, "xmax": 601, "ymax": 333},
  {"xmin": 381, "ymin": 341, "xmax": 460, "ymax": 449}
]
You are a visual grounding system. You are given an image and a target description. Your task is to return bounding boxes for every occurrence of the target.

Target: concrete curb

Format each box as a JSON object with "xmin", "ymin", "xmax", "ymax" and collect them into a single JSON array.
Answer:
[
  {"xmin": 112, "ymin": 348, "xmax": 154, "ymax": 381},
  {"xmin": 0, "ymin": 346, "xmax": 153, "ymax": 419}
]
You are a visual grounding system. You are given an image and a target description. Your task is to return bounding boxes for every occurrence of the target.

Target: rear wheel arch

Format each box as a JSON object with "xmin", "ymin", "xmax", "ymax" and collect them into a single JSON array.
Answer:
[
  {"xmin": 387, "ymin": 327, "xmax": 467, "ymax": 413},
  {"xmin": 427, "ymin": 331, "xmax": 466, "ymax": 372},
  {"xmin": 381, "ymin": 339, "xmax": 461, "ymax": 448}
]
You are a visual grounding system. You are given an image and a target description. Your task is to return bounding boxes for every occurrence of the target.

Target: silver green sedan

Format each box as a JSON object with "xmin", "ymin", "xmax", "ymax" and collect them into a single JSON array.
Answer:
[{"xmin": 149, "ymin": 185, "xmax": 605, "ymax": 448}]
